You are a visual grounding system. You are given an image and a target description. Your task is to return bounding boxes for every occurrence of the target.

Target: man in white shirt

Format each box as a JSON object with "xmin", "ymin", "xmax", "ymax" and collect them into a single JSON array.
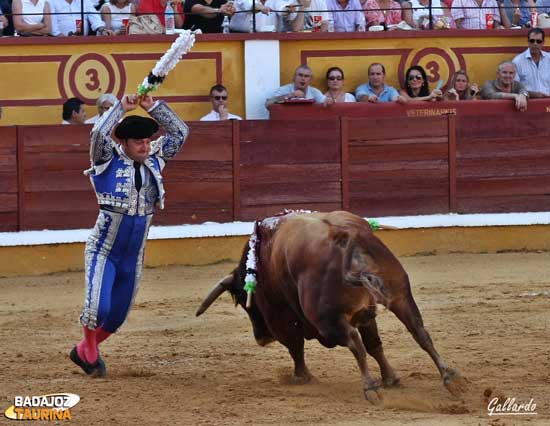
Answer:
[
  {"xmin": 200, "ymin": 85, "xmax": 242, "ymax": 121},
  {"xmin": 50, "ymin": 0, "xmax": 112, "ymax": 36},
  {"xmin": 512, "ymin": 28, "xmax": 550, "ymax": 98}
]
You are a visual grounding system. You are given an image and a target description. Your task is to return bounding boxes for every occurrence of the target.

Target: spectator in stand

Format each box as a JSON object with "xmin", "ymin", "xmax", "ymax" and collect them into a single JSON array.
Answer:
[
  {"xmin": 512, "ymin": 28, "xmax": 550, "ymax": 98},
  {"xmin": 444, "ymin": 70, "xmax": 479, "ymax": 100},
  {"xmin": 502, "ymin": 0, "xmax": 535, "ymax": 27},
  {"xmin": 12, "ymin": 0, "xmax": 52, "ymax": 36},
  {"xmin": 403, "ymin": 0, "xmax": 444, "ymax": 28},
  {"xmin": 364, "ymin": 0, "xmax": 402, "ymax": 29},
  {"xmin": 86, "ymin": 93, "xmax": 118, "ymax": 124},
  {"xmin": 50, "ymin": 0, "xmax": 113, "ymax": 35},
  {"xmin": 451, "ymin": 0, "xmax": 502, "ymax": 29},
  {"xmin": 480, "ymin": 61, "xmax": 529, "ymax": 111},
  {"xmin": 183, "ymin": 0, "xmax": 235, "ymax": 33},
  {"xmin": 138, "ymin": 0, "xmax": 184, "ymax": 29},
  {"xmin": 324, "ymin": 67, "xmax": 356, "ymax": 103},
  {"xmin": 356, "ymin": 63, "xmax": 403, "ymax": 102},
  {"xmin": 441, "ymin": 0, "xmax": 456, "ymax": 28},
  {"xmin": 62, "ymin": 97, "xmax": 87, "ymax": 124},
  {"xmin": 101, "ymin": 0, "xmax": 137, "ymax": 34},
  {"xmin": 266, "ymin": 64, "xmax": 326, "ymax": 107},
  {"xmin": 400, "ymin": 65, "xmax": 442, "ymax": 101},
  {"xmin": 303, "ymin": 0, "xmax": 330, "ymax": 31},
  {"xmin": 0, "ymin": 0, "xmax": 15, "ymax": 35},
  {"xmin": 327, "ymin": 0, "xmax": 365, "ymax": 31},
  {"xmin": 201, "ymin": 84, "xmax": 242, "ymax": 120},
  {"xmin": 229, "ymin": 0, "xmax": 277, "ymax": 32},
  {"xmin": 276, "ymin": 0, "xmax": 313, "ymax": 32}
]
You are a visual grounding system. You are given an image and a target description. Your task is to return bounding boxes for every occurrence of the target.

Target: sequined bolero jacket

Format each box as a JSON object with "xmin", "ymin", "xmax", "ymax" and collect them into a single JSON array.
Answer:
[{"xmin": 85, "ymin": 100, "xmax": 189, "ymax": 216}]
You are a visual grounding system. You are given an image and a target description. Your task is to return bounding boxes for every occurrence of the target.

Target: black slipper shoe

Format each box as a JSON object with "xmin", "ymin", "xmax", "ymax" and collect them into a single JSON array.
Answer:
[{"xmin": 70, "ymin": 347, "xmax": 107, "ymax": 377}]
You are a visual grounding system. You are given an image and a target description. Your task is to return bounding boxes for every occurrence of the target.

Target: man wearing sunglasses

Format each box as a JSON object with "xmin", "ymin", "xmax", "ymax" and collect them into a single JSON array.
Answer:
[
  {"xmin": 512, "ymin": 28, "xmax": 550, "ymax": 98},
  {"xmin": 201, "ymin": 84, "xmax": 242, "ymax": 121}
]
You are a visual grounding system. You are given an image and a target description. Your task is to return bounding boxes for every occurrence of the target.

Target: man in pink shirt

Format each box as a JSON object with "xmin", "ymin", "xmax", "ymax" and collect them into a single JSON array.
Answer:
[{"xmin": 451, "ymin": 0, "xmax": 501, "ymax": 29}]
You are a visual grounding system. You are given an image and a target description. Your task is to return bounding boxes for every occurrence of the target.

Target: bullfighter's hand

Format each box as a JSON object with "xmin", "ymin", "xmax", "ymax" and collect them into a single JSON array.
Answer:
[
  {"xmin": 122, "ymin": 94, "xmax": 139, "ymax": 112},
  {"xmin": 140, "ymin": 94, "xmax": 155, "ymax": 110}
]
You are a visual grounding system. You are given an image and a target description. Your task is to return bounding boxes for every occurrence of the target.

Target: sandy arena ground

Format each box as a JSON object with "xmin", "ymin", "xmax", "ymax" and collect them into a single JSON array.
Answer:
[{"xmin": 1, "ymin": 251, "xmax": 549, "ymax": 426}]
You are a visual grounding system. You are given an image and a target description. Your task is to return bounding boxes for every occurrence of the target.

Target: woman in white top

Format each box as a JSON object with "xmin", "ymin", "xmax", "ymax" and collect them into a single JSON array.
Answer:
[
  {"xmin": 324, "ymin": 67, "xmax": 356, "ymax": 103},
  {"xmin": 12, "ymin": 0, "xmax": 52, "ymax": 36},
  {"xmin": 402, "ymin": 0, "xmax": 443, "ymax": 28},
  {"xmin": 229, "ymin": 0, "xmax": 278, "ymax": 32},
  {"xmin": 101, "ymin": 0, "xmax": 136, "ymax": 35}
]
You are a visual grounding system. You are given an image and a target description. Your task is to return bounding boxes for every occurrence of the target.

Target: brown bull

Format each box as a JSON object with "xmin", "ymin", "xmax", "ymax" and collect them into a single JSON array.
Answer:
[{"xmin": 196, "ymin": 211, "xmax": 464, "ymax": 404}]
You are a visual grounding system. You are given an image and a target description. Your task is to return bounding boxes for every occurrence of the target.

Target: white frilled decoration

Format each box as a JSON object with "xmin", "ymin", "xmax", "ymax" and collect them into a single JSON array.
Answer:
[{"xmin": 137, "ymin": 30, "xmax": 201, "ymax": 96}]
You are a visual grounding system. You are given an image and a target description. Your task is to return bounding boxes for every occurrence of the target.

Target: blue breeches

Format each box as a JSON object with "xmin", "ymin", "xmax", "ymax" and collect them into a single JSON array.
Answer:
[{"xmin": 80, "ymin": 210, "xmax": 152, "ymax": 333}]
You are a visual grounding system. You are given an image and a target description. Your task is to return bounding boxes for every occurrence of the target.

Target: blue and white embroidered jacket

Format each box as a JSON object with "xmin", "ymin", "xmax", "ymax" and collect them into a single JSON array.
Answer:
[{"xmin": 85, "ymin": 100, "xmax": 188, "ymax": 216}]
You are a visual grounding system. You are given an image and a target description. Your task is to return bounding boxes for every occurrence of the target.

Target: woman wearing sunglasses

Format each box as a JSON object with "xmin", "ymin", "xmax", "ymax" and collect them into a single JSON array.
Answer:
[
  {"xmin": 444, "ymin": 70, "xmax": 479, "ymax": 101},
  {"xmin": 400, "ymin": 65, "xmax": 442, "ymax": 102},
  {"xmin": 324, "ymin": 67, "xmax": 356, "ymax": 103}
]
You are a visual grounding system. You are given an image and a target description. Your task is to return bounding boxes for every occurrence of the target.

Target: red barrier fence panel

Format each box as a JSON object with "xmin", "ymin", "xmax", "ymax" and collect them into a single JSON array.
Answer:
[
  {"xmin": 238, "ymin": 119, "xmax": 342, "ymax": 220},
  {"xmin": 347, "ymin": 116, "xmax": 451, "ymax": 217},
  {"xmin": 156, "ymin": 121, "xmax": 234, "ymax": 226},
  {"xmin": 0, "ymin": 127, "xmax": 18, "ymax": 231},
  {"xmin": 456, "ymin": 113, "xmax": 550, "ymax": 213},
  {"xmin": 18, "ymin": 125, "xmax": 97, "ymax": 231}
]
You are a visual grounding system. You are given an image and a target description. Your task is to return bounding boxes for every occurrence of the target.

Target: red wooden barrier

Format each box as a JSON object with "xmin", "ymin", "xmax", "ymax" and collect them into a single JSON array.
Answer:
[
  {"xmin": 347, "ymin": 116, "xmax": 450, "ymax": 217},
  {"xmin": 456, "ymin": 113, "xmax": 550, "ymax": 213},
  {"xmin": 17, "ymin": 125, "xmax": 96, "ymax": 230},
  {"xmin": 238, "ymin": 119, "xmax": 342, "ymax": 220},
  {"xmin": 0, "ymin": 127, "xmax": 18, "ymax": 231},
  {"xmin": 7, "ymin": 105, "xmax": 550, "ymax": 232},
  {"xmin": 268, "ymin": 99, "xmax": 550, "ymax": 120}
]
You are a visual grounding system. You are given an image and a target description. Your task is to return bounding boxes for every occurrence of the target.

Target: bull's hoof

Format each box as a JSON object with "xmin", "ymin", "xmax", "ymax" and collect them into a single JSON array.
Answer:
[
  {"xmin": 382, "ymin": 376, "xmax": 401, "ymax": 388},
  {"xmin": 443, "ymin": 369, "xmax": 466, "ymax": 396},
  {"xmin": 291, "ymin": 373, "xmax": 317, "ymax": 385},
  {"xmin": 364, "ymin": 389, "xmax": 382, "ymax": 405}
]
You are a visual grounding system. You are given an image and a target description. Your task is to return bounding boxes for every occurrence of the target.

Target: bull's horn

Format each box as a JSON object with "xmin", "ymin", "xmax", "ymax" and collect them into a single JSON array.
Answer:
[{"xmin": 196, "ymin": 274, "xmax": 233, "ymax": 317}]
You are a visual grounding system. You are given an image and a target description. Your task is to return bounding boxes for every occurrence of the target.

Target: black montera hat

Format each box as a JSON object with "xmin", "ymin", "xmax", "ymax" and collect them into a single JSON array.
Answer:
[{"xmin": 114, "ymin": 115, "xmax": 159, "ymax": 140}]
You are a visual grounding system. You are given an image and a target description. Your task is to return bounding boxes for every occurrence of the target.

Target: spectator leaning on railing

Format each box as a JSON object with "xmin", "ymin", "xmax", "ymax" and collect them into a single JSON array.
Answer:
[
  {"xmin": 228, "ymin": 0, "xmax": 277, "ymax": 32},
  {"xmin": 50, "ymin": 0, "xmax": 113, "ymax": 35},
  {"xmin": 512, "ymin": 28, "xmax": 550, "ymax": 98},
  {"xmin": 444, "ymin": 70, "xmax": 479, "ymax": 100},
  {"xmin": 183, "ymin": 0, "xmax": 235, "ymax": 33},
  {"xmin": 324, "ymin": 67, "xmax": 356, "ymax": 103},
  {"xmin": 12, "ymin": 0, "xmax": 52, "ymax": 36},
  {"xmin": 327, "ymin": 0, "xmax": 365, "ymax": 31},
  {"xmin": 480, "ymin": 61, "xmax": 529, "ymax": 111},
  {"xmin": 356, "ymin": 63, "xmax": 403, "ymax": 102},
  {"xmin": 400, "ymin": 65, "xmax": 443, "ymax": 102},
  {"xmin": 138, "ymin": 0, "xmax": 184, "ymax": 29},
  {"xmin": 451, "ymin": 0, "xmax": 501, "ymax": 29},
  {"xmin": 265, "ymin": 64, "xmax": 327, "ymax": 107},
  {"xmin": 364, "ymin": 0, "xmax": 402, "ymax": 29},
  {"xmin": 101, "ymin": 0, "xmax": 137, "ymax": 34}
]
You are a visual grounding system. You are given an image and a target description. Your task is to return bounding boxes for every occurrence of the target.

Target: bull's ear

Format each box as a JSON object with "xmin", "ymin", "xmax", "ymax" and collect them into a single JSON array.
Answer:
[{"xmin": 196, "ymin": 274, "xmax": 233, "ymax": 316}]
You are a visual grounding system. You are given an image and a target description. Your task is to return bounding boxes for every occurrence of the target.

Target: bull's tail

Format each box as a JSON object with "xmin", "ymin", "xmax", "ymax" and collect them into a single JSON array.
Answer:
[{"xmin": 326, "ymin": 222, "xmax": 388, "ymax": 305}]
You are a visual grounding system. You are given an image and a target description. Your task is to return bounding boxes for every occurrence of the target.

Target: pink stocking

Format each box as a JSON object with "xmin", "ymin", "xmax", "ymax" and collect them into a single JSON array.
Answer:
[
  {"xmin": 76, "ymin": 327, "xmax": 98, "ymax": 364},
  {"xmin": 95, "ymin": 327, "xmax": 112, "ymax": 345}
]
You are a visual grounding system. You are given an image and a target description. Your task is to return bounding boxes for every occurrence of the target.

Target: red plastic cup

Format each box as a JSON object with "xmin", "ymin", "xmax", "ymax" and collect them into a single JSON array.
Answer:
[
  {"xmin": 485, "ymin": 13, "xmax": 494, "ymax": 29},
  {"xmin": 312, "ymin": 15, "xmax": 322, "ymax": 32},
  {"xmin": 122, "ymin": 18, "xmax": 129, "ymax": 33},
  {"xmin": 75, "ymin": 18, "xmax": 82, "ymax": 34}
]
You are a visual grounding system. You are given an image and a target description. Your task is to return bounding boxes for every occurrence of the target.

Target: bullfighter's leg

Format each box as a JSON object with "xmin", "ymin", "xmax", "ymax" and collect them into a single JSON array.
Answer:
[
  {"xmin": 389, "ymin": 293, "xmax": 465, "ymax": 396},
  {"xmin": 356, "ymin": 313, "xmax": 399, "ymax": 388}
]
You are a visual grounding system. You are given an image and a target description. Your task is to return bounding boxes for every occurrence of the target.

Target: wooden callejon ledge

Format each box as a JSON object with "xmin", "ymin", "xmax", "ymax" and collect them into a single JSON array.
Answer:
[{"xmin": 2, "ymin": 102, "xmax": 550, "ymax": 233}]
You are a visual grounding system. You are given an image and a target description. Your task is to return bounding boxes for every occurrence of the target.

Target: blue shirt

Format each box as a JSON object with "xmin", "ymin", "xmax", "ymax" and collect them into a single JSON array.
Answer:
[{"xmin": 355, "ymin": 82, "xmax": 399, "ymax": 102}]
